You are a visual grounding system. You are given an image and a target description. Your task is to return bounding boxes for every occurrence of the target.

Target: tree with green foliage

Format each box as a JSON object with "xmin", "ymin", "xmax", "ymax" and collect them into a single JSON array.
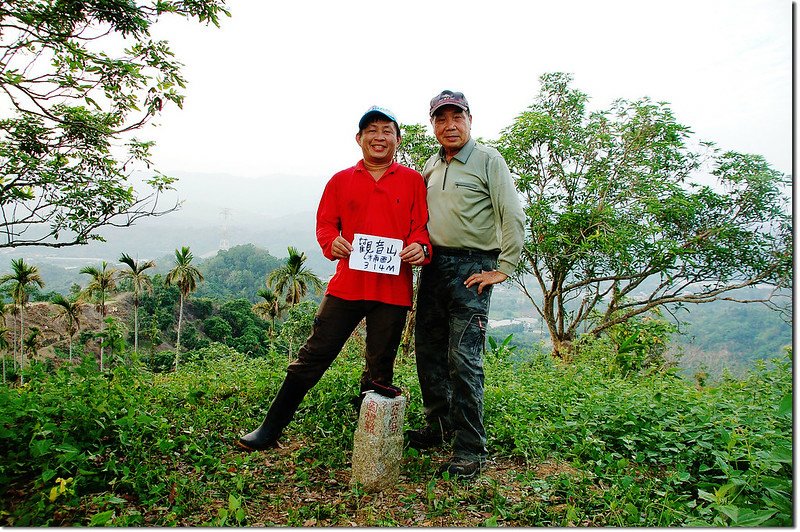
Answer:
[
  {"xmin": 397, "ymin": 123, "xmax": 440, "ymax": 171},
  {"xmin": 196, "ymin": 244, "xmax": 282, "ymax": 301},
  {"xmin": 0, "ymin": 0, "xmax": 229, "ymax": 249},
  {"xmin": 277, "ymin": 300, "xmax": 317, "ymax": 360},
  {"xmin": 202, "ymin": 315, "xmax": 233, "ymax": 344},
  {"xmin": 22, "ymin": 327, "xmax": 40, "ymax": 361},
  {"xmin": 80, "ymin": 261, "xmax": 117, "ymax": 370},
  {"xmin": 0, "ymin": 258, "xmax": 44, "ymax": 382},
  {"xmin": 118, "ymin": 253, "xmax": 155, "ymax": 354},
  {"xmin": 165, "ymin": 246, "xmax": 203, "ymax": 370},
  {"xmin": 267, "ymin": 246, "xmax": 323, "ymax": 307},
  {"xmin": 51, "ymin": 294, "xmax": 82, "ymax": 364},
  {"xmin": 6, "ymin": 304, "xmax": 19, "ymax": 374},
  {"xmin": 495, "ymin": 73, "xmax": 792, "ymax": 357},
  {"xmin": 396, "ymin": 124, "xmax": 438, "ymax": 358},
  {"xmin": 253, "ymin": 287, "xmax": 283, "ymax": 338}
]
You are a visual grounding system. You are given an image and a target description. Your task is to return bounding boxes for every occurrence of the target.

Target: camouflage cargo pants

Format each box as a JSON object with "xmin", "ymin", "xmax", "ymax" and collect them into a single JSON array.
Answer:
[{"xmin": 414, "ymin": 248, "xmax": 497, "ymax": 462}]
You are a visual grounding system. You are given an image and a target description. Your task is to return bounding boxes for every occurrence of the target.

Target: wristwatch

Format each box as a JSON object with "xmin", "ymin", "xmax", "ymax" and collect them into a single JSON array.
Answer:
[{"xmin": 421, "ymin": 244, "xmax": 430, "ymax": 258}]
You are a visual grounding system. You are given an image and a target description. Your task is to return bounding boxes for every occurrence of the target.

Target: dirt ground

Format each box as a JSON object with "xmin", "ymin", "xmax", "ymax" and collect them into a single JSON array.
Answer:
[{"xmin": 5, "ymin": 294, "xmax": 135, "ymax": 363}]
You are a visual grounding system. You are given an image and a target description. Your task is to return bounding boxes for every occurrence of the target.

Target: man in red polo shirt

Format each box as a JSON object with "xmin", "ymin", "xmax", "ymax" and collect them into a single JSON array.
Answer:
[{"xmin": 237, "ymin": 106, "xmax": 431, "ymax": 451}]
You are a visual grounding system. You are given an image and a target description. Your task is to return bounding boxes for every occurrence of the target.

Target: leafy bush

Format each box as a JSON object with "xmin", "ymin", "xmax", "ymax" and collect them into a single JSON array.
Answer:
[
  {"xmin": 485, "ymin": 345, "xmax": 792, "ymax": 526},
  {"xmin": 274, "ymin": 301, "xmax": 317, "ymax": 358},
  {"xmin": 189, "ymin": 297, "xmax": 215, "ymax": 321},
  {"xmin": 180, "ymin": 322, "xmax": 209, "ymax": 351},
  {"xmin": 203, "ymin": 315, "xmax": 233, "ymax": 343},
  {"xmin": 0, "ymin": 337, "xmax": 791, "ymax": 526},
  {"xmin": 218, "ymin": 299, "xmax": 263, "ymax": 337}
]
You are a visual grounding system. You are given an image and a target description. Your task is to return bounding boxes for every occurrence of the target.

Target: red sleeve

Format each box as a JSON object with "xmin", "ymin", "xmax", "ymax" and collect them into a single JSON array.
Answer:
[
  {"xmin": 316, "ymin": 176, "xmax": 341, "ymax": 261},
  {"xmin": 407, "ymin": 169, "xmax": 432, "ymax": 266}
]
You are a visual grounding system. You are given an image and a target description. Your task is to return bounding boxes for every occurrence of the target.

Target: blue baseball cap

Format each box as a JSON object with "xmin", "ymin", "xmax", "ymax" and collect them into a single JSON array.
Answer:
[{"xmin": 358, "ymin": 105, "xmax": 399, "ymax": 132}]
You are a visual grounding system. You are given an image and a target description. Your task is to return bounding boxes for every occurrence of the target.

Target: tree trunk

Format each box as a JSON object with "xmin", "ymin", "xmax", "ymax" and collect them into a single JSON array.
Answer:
[
  {"xmin": 19, "ymin": 307, "xmax": 25, "ymax": 385},
  {"xmin": 399, "ymin": 271, "xmax": 421, "ymax": 359},
  {"xmin": 174, "ymin": 294, "xmax": 184, "ymax": 372},
  {"xmin": 133, "ymin": 304, "xmax": 139, "ymax": 354},
  {"xmin": 11, "ymin": 312, "xmax": 18, "ymax": 374},
  {"xmin": 400, "ymin": 305, "xmax": 416, "ymax": 359},
  {"xmin": 551, "ymin": 337, "xmax": 575, "ymax": 361},
  {"xmin": 99, "ymin": 296, "xmax": 106, "ymax": 371}
]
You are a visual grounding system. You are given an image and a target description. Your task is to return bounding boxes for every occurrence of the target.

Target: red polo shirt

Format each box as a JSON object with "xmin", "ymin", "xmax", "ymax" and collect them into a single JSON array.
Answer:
[{"xmin": 316, "ymin": 161, "xmax": 431, "ymax": 307}]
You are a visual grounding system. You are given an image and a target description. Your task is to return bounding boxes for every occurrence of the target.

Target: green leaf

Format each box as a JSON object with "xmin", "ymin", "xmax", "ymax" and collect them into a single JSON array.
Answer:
[
  {"xmin": 768, "ymin": 443, "xmax": 793, "ymax": 465},
  {"xmin": 228, "ymin": 493, "xmax": 241, "ymax": 511},
  {"xmin": 777, "ymin": 393, "xmax": 792, "ymax": 416},
  {"xmin": 732, "ymin": 509, "xmax": 777, "ymax": 527},
  {"xmin": 89, "ymin": 509, "xmax": 115, "ymax": 526},
  {"xmin": 715, "ymin": 504, "xmax": 739, "ymax": 522},
  {"xmin": 482, "ymin": 515, "xmax": 499, "ymax": 527}
]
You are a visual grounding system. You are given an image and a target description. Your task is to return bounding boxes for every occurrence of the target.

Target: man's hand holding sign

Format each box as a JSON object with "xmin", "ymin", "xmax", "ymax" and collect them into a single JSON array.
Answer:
[{"xmin": 331, "ymin": 234, "xmax": 427, "ymax": 269}]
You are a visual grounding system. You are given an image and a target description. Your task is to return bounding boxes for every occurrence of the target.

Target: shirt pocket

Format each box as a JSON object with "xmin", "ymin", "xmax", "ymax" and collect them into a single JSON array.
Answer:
[
  {"xmin": 454, "ymin": 181, "xmax": 481, "ymax": 192},
  {"xmin": 453, "ymin": 179, "xmax": 488, "ymax": 209}
]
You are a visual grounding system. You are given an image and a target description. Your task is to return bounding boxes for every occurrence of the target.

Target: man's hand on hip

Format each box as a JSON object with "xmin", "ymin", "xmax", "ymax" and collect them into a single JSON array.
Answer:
[{"xmin": 464, "ymin": 270, "xmax": 508, "ymax": 294}]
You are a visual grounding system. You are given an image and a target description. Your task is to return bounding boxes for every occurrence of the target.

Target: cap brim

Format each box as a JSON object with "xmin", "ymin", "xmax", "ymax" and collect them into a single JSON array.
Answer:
[
  {"xmin": 430, "ymin": 101, "xmax": 468, "ymax": 116},
  {"xmin": 359, "ymin": 110, "xmax": 398, "ymax": 130}
]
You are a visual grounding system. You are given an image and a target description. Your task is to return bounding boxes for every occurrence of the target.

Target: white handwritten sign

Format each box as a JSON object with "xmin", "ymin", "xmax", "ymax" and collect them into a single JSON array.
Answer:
[{"xmin": 349, "ymin": 233, "xmax": 402, "ymax": 276}]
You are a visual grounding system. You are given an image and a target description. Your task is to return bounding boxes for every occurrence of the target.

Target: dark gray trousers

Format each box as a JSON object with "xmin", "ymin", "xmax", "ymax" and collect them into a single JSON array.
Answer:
[
  {"xmin": 414, "ymin": 249, "xmax": 497, "ymax": 462},
  {"xmin": 286, "ymin": 295, "xmax": 408, "ymax": 393}
]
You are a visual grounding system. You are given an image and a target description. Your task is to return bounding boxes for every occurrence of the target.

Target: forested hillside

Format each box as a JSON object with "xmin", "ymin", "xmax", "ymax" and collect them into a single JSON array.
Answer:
[{"xmin": 0, "ymin": 243, "xmax": 789, "ymax": 377}]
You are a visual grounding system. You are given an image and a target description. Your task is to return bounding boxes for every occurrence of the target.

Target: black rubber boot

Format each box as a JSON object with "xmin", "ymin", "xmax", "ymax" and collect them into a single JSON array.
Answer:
[{"xmin": 236, "ymin": 375, "xmax": 308, "ymax": 451}]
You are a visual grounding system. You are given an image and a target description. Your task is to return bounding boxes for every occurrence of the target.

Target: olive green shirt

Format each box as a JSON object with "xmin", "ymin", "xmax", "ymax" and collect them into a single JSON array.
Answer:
[{"xmin": 423, "ymin": 138, "xmax": 525, "ymax": 277}]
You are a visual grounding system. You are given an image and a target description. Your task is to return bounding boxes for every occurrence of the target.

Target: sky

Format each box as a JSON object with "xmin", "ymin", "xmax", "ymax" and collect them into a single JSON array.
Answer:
[{"xmin": 146, "ymin": 0, "xmax": 792, "ymax": 180}]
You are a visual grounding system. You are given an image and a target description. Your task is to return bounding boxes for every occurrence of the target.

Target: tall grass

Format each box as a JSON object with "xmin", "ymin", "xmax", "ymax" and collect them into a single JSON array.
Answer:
[{"xmin": 0, "ymin": 340, "xmax": 791, "ymax": 526}]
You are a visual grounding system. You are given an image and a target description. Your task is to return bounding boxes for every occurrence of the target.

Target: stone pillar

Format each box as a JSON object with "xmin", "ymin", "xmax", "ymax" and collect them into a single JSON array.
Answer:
[{"xmin": 350, "ymin": 391, "xmax": 406, "ymax": 492}]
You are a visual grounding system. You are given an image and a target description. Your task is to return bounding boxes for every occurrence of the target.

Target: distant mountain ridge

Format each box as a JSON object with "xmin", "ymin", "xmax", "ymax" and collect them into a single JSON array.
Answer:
[
  {"xmin": 0, "ymin": 170, "xmax": 335, "ymax": 271},
  {"xmin": 0, "ymin": 171, "xmax": 338, "ymax": 296}
]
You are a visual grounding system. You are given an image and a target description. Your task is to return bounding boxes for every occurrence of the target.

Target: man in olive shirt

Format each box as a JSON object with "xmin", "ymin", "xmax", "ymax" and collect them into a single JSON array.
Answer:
[{"xmin": 408, "ymin": 90, "xmax": 525, "ymax": 479}]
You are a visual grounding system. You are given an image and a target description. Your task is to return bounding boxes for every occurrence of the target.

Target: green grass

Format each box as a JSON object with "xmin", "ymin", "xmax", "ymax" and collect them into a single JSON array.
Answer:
[{"xmin": 0, "ymin": 341, "xmax": 792, "ymax": 526}]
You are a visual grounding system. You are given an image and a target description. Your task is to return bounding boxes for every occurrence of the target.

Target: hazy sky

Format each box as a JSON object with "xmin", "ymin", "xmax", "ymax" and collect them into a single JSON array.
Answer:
[{"xmin": 146, "ymin": 0, "xmax": 792, "ymax": 180}]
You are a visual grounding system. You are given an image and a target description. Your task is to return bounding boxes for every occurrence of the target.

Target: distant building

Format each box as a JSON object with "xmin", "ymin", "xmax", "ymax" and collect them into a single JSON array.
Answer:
[{"xmin": 488, "ymin": 317, "xmax": 540, "ymax": 331}]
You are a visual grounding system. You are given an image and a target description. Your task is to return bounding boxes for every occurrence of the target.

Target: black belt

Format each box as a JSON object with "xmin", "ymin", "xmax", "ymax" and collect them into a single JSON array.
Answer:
[{"xmin": 433, "ymin": 246, "xmax": 500, "ymax": 259}]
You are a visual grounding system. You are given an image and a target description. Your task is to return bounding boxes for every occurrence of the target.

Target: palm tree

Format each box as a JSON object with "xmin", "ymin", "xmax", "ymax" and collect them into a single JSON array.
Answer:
[
  {"xmin": 80, "ymin": 261, "xmax": 117, "ymax": 371},
  {"xmin": 118, "ymin": 253, "xmax": 155, "ymax": 355},
  {"xmin": 165, "ymin": 246, "xmax": 204, "ymax": 371},
  {"xmin": 267, "ymin": 246, "xmax": 323, "ymax": 306},
  {"xmin": 0, "ymin": 303, "xmax": 9, "ymax": 382},
  {"xmin": 0, "ymin": 328, "xmax": 9, "ymax": 384},
  {"xmin": 253, "ymin": 286, "xmax": 284, "ymax": 338},
  {"xmin": 51, "ymin": 294, "xmax": 82, "ymax": 364},
  {"xmin": 23, "ymin": 327, "xmax": 40, "ymax": 361},
  {"xmin": 7, "ymin": 304, "xmax": 19, "ymax": 373},
  {"xmin": 0, "ymin": 258, "xmax": 44, "ymax": 383}
]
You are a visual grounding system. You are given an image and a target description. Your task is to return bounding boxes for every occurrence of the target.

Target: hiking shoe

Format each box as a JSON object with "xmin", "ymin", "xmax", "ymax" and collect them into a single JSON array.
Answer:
[
  {"xmin": 405, "ymin": 424, "xmax": 453, "ymax": 450},
  {"xmin": 438, "ymin": 457, "xmax": 483, "ymax": 479}
]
